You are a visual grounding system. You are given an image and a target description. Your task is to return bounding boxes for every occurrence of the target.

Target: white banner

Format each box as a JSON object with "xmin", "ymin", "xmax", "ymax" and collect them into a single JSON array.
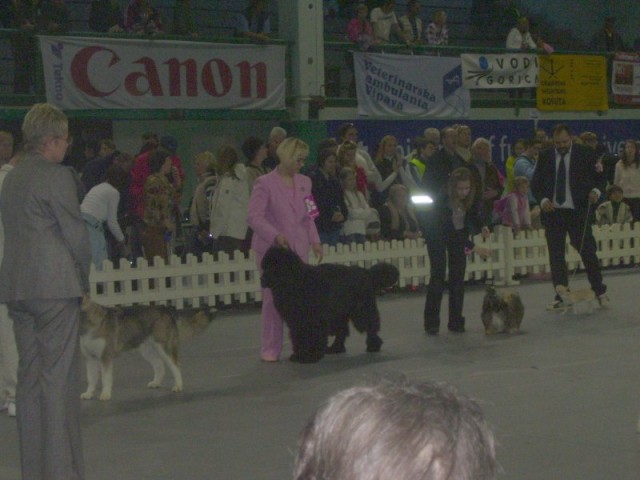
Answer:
[
  {"xmin": 461, "ymin": 53, "xmax": 539, "ymax": 89},
  {"xmin": 354, "ymin": 52, "xmax": 470, "ymax": 118},
  {"xmin": 38, "ymin": 36, "xmax": 285, "ymax": 110}
]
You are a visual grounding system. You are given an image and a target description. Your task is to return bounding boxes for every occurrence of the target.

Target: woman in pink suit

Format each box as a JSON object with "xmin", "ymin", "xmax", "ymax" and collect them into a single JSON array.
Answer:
[{"xmin": 248, "ymin": 137, "xmax": 323, "ymax": 362}]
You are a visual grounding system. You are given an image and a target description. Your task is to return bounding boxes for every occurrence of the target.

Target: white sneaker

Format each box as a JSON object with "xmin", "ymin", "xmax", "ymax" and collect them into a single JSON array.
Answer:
[
  {"xmin": 598, "ymin": 294, "xmax": 610, "ymax": 308},
  {"xmin": 7, "ymin": 400, "xmax": 15, "ymax": 417}
]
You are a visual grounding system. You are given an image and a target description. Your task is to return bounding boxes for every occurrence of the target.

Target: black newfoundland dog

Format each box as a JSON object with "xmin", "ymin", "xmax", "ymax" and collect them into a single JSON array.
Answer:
[{"xmin": 261, "ymin": 246, "xmax": 399, "ymax": 363}]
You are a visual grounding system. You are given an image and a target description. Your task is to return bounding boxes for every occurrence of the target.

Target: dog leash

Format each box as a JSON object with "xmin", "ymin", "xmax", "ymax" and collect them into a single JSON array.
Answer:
[{"xmin": 569, "ymin": 201, "xmax": 593, "ymax": 281}]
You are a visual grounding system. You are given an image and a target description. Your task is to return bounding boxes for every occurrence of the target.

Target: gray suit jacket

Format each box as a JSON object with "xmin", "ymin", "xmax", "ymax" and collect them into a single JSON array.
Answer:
[{"xmin": 0, "ymin": 151, "xmax": 91, "ymax": 301}]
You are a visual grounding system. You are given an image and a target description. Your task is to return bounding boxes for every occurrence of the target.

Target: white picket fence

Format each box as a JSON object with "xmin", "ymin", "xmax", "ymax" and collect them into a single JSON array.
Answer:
[{"xmin": 89, "ymin": 224, "xmax": 640, "ymax": 308}]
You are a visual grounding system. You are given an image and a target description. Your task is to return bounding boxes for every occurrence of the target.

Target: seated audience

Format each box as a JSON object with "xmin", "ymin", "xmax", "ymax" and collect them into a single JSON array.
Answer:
[
  {"xmin": 339, "ymin": 167, "xmax": 377, "ymax": 244},
  {"xmin": 81, "ymin": 165, "xmax": 130, "ymax": 269},
  {"xmin": 426, "ymin": 9, "xmax": 449, "ymax": 45},
  {"xmin": 370, "ymin": 0, "xmax": 407, "ymax": 44},
  {"xmin": 243, "ymin": 136, "xmax": 269, "ymax": 192},
  {"xmin": 187, "ymin": 151, "xmax": 217, "ymax": 257},
  {"xmin": 89, "ymin": 0, "xmax": 124, "ymax": 32},
  {"xmin": 614, "ymin": 139, "xmax": 640, "ymax": 221},
  {"xmin": 37, "ymin": 0, "xmax": 71, "ymax": 33},
  {"xmin": 173, "ymin": 0, "xmax": 197, "ymax": 36},
  {"xmin": 235, "ymin": 0, "xmax": 270, "ymax": 43},
  {"xmin": 209, "ymin": 145, "xmax": 249, "ymax": 256},
  {"xmin": 596, "ymin": 185, "xmax": 633, "ymax": 226},
  {"xmin": 378, "ymin": 184, "xmax": 421, "ymax": 241},
  {"xmin": 125, "ymin": 0, "xmax": 163, "ymax": 34},
  {"xmin": 336, "ymin": 122, "xmax": 381, "ymax": 187},
  {"xmin": 493, "ymin": 176, "xmax": 533, "ymax": 234},
  {"xmin": 140, "ymin": 149, "xmax": 175, "ymax": 264},
  {"xmin": 398, "ymin": 0, "xmax": 424, "ymax": 45},
  {"xmin": 293, "ymin": 376, "xmax": 496, "ymax": 480},
  {"xmin": 506, "ymin": 16, "xmax": 537, "ymax": 50},
  {"xmin": 346, "ymin": 3, "xmax": 377, "ymax": 51},
  {"xmin": 310, "ymin": 148, "xmax": 347, "ymax": 246}
]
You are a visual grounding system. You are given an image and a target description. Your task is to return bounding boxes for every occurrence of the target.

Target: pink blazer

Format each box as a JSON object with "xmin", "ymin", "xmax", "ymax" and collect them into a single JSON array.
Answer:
[{"xmin": 248, "ymin": 170, "xmax": 320, "ymax": 268}]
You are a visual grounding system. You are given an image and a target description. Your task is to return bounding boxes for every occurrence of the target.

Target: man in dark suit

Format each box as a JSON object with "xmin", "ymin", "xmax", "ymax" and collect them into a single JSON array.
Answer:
[
  {"xmin": 531, "ymin": 123, "xmax": 608, "ymax": 310},
  {"xmin": 0, "ymin": 103, "xmax": 90, "ymax": 480}
]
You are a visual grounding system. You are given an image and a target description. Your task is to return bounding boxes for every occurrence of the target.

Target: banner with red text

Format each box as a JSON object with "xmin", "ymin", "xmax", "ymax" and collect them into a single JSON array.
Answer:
[
  {"xmin": 353, "ymin": 52, "xmax": 470, "ymax": 118},
  {"xmin": 38, "ymin": 36, "xmax": 285, "ymax": 110}
]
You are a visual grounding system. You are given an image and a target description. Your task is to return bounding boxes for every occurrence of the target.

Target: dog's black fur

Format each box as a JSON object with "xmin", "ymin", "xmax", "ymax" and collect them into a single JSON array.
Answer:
[{"xmin": 261, "ymin": 246, "xmax": 399, "ymax": 363}]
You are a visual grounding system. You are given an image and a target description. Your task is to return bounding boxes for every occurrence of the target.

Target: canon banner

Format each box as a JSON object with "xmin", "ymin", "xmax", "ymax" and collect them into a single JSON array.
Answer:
[
  {"xmin": 38, "ymin": 36, "xmax": 285, "ymax": 110},
  {"xmin": 461, "ymin": 53, "xmax": 539, "ymax": 89},
  {"xmin": 353, "ymin": 52, "xmax": 470, "ymax": 118}
]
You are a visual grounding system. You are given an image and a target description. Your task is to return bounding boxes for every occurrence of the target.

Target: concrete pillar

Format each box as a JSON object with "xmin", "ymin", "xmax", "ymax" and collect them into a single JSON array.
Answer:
[{"xmin": 277, "ymin": 0, "xmax": 325, "ymax": 120}]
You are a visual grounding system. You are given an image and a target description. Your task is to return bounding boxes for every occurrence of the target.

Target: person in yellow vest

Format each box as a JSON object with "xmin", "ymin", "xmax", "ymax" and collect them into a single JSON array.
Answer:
[{"xmin": 504, "ymin": 138, "xmax": 525, "ymax": 194}]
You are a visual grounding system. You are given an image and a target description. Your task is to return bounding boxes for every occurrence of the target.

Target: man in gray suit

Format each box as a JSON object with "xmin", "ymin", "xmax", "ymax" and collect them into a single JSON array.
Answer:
[{"xmin": 0, "ymin": 103, "xmax": 91, "ymax": 480}]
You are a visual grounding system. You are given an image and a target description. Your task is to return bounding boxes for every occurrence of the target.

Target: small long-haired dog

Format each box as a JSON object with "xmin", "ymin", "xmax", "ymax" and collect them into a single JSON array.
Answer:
[
  {"xmin": 481, "ymin": 285, "xmax": 524, "ymax": 334},
  {"xmin": 261, "ymin": 246, "xmax": 399, "ymax": 363},
  {"xmin": 554, "ymin": 285, "xmax": 596, "ymax": 314},
  {"xmin": 80, "ymin": 296, "xmax": 215, "ymax": 400}
]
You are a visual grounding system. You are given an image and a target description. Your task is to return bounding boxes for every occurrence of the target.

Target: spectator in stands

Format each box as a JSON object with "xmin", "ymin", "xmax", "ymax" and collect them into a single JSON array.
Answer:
[
  {"xmin": 337, "ymin": 140, "xmax": 368, "ymax": 198},
  {"xmin": 455, "ymin": 124, "xmax": 473, "ymax": 163},
  {"xmin": 379, "ymin": 184, "xmax": 421, "ymax": 241},
  {"xmin": 581, "ymin": 131, "xmax": 617, "ymax": 185},
  {"xmin": 89, "ymin": 0, "xmax": 124, "ymax": 33},
  {"xmin": 493, "ymin": 176, "xmax": 532, "ymax": 234},
  {"xmin": 187, "ymin": 151, "xmax": 217, "ymax": 257},
  {"xmin": 209, "ymin": 145, "xmax": 249, "ymax": 256},
  {"xmin": 9, "ymin": 0, "xmax": 38, "ymax": 94},
  {"xmin": 371, "ymin": 134, "xmax": 411, "ymax": 208},
  {"xmin": 159, "ymin": 135, "xmax": 185, "ymax": 204},
  {"xmin": 140, "ymin": 148, "xmax": 175, "ymax": 263},
  {"xmin": 504, "ymin": 138, "xmax": 525, "ymax": 193},
  {"xmin": 235, "ymin": 0, "xmax": 270, "ymax": 43},
  {"xmin": 339, "ymin": 167, "xmax": 376, "ymax": 244},
  {"xmin": 426, "ymin": 9, "xmax": 449, "ymax": 46},
  {"xmin": 471, "ymin": 137, "xmax": 503, "ymax": 224},
  {"xmin": 293, "ymin": 377, "xmax": 497, "ymax": 480},
  {"xmin": 336, "ymin": 122, "xmax": 381, "ymax": 187},
  {"xmin": 125, "ymin": 0, "xmax": 163, "ymax": 34},
  {"xmin": 346, "ymin": 3, "xmax": 377, "ymax": 51},
  {"xmin": 614, "ymin": 139, "xmax": 640, "ymax": 221},
  {"xmin": 370, "ymin": 0, "xmax": 407, "ymax": 44},
  {"xmin": 0, "ymin": 131, "xmax": 14, "ymax": 166},
  {"xmin": 513, "ymin": 137, "xmax": 542, "ymax": 209},
  {"xmin": 264, "ymin": 126, "xmax": 286, "ymax": 170},
  {"xmin": 310, "ymin": 148, "xmax": 346, "ymax": 246},
  {"xmin": 173, "ymin": 0, "xmax": 197, "ymax": 37},
  {"xmin": 423, "ymin": 126, "xmax": 441, "ymax": 147},
  {"xmin": 81, "ymin": 146, "xmax": 119, "ymax": 193},
  {"xmin": 408, "ymin": 136, "xmax": 437, "ymax": 187},
  {"xmin": 0, "ymin": 148, "xmax": 21, "ymax": 420},
  {"xmin": 139, "ymin": 131, "xmax": 159, "ymax": 155},
  {"xmin": 590, "ymin": 16, "xmax": 625, "ymax": 52},
  {"xmin": 243, "ymin": 136, "xmax": 269, "ymax": 192},
  {"xmin": 535, "ymin": 127, "xmax": 548, "ymax": 144},
  {"xmin": 596, "ymin": 184, "xmax": 632, "ymax": 226},
  {"xmin": 37, "ymin": 0, "xmax": 71, "ymax": 34},
  {"xmin": 399, "ymin": 0, "xmax": 424, "ymax": 45},
  {"xmin": 81, "ymin": 165, "xmax": 130, "ymax": 269},
  {"xmin": 506, "ymin": 16, "xmax": 538, "ymax": 50}
]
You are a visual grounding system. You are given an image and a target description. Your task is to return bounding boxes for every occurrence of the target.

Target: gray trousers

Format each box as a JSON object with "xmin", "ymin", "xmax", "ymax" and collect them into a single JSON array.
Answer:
[{"xmin": 8, "ymin": 298, "xmax": 85, "ymax": 480}]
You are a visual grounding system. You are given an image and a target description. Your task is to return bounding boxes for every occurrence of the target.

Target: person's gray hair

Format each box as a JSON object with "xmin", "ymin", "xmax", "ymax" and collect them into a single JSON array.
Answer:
[
  {"xmin": 269, "ymin": 126, "xmax": 287, "ymax": 141},
  {"xmin": 21, "ymin": 103, "xmax": 68, "ymax": 151},
  {"xmin": 293, "ymin": 377, "xmax": 496, "ymax": 480},
  {"xmin": 472, "ymin": 137, "xmax": 492, "ymax": 150}
]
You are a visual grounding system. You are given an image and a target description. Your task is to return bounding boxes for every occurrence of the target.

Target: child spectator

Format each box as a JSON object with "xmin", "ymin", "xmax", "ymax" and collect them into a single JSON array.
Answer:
[
  {"xmin": 340, "ymin": 167, "xmax": 377, "ymax": 244},
  {"xmin": 504, "ymin": 138, "xmax": 525, "ymax": 193},
  {"xmin": 494, "ymin": 176, "xmax": 532, "ymax": 234},
  {"xmin": 596, "ymin": 185, "xmax": 633, "ymax": 226},
  {"xmin": 378, "ymin": 184, "xmax": 421, "ymax": 241}
]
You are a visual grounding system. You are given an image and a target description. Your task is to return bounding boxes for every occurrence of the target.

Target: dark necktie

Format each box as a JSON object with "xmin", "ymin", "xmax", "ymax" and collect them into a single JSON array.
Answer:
[{"xmin": 556, "ymin": 153, "xmax": 567, "ymax": 205}]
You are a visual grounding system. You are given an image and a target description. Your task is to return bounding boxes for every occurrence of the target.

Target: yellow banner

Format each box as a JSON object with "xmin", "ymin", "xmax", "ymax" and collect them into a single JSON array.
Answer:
[{"xmin": 537, "ymin": 54, "xmax": 608, "ymax": 111}]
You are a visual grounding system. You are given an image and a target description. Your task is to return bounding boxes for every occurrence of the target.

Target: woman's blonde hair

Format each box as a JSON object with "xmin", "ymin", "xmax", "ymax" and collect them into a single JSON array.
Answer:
[
  {"xmin": 276, "ymin": 137, "xmax": 309, "ymax": 165},
  {"xmin": 195, "ymin": 150, "xmax": 216, "ymax": 173},
  {"xmin": 374, "ymin": 135, "xmax": 398, "ymax": 164}
]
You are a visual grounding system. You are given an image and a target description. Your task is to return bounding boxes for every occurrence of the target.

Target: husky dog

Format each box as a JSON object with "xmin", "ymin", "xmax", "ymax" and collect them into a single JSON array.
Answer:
[
  {"xmin": 481, "ymin": 285, "xmax": 524, "ymax": 334},
  {"xmin": 554, "ymin": 285, "xmax": 596, "ymax": 315},
  {"xmin": 79, "ymin": 297, "xmax": 215, "ymax": 401}
]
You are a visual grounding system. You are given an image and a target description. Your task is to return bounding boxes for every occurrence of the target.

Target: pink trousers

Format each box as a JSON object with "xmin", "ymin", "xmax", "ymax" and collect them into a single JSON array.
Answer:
[{"xmin": 260, "ymin": 288, "xmax": 284, "ymax": 360}]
